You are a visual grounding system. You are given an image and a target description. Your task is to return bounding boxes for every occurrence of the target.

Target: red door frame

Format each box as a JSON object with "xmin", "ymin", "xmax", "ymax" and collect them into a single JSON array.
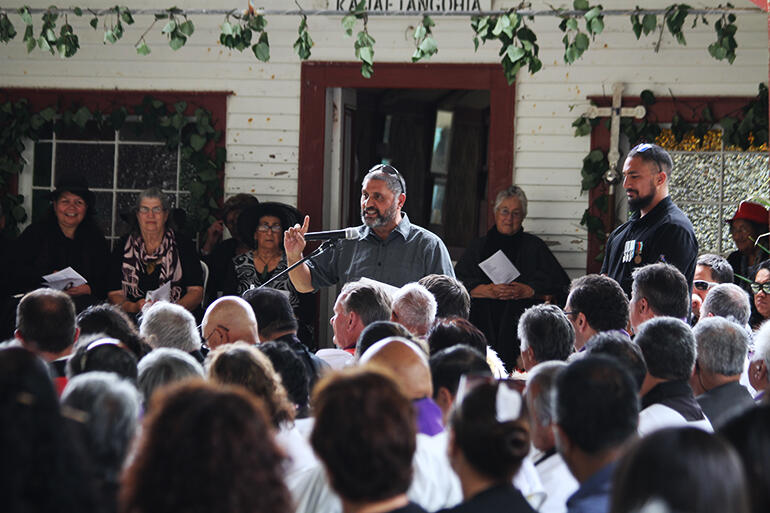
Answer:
[
  {"xmin": 297, "ymin": 62, "xmax": 515, "ymax": 233},
  {"xmin": 585, "ymin": 95, "xmax": 759, "ymax": 272}
]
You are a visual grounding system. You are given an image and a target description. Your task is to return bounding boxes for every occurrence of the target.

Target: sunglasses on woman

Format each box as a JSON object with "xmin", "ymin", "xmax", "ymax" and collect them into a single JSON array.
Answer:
[{"xmin": 750, "ymin": 281, "xmax": 770, "ymax": 295}]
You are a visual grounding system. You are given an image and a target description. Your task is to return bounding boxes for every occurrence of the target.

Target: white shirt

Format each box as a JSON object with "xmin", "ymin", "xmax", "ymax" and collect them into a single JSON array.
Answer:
[{"xmin": 638, "ymin": 403, "xmax": 713, "ymax": 437}]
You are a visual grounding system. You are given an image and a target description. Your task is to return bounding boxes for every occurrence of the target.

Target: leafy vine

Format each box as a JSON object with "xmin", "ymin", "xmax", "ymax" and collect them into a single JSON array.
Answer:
[
  {"xmin": 0, "ymin": 95, "xmax": 225, "ymax": 238},
  {"xmin": 0, "ymin": 4, "xmax": 755, "ymax": 80}
]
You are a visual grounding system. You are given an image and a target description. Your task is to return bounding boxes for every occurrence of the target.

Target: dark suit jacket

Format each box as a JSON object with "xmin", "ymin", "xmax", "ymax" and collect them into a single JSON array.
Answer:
[{"xmin": 697, "ymin": 380, "xmax": 754, "ymax": 429}]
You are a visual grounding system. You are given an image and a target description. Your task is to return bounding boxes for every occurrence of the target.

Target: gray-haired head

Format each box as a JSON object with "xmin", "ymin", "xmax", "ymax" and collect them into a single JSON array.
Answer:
[
  {"xmin": 518, "ymin": 304, "xmax": 575, "ymax": 364},
  {"xmin": 754, "ymin": 321, "xmax": 770, "ymax": 368},
  {"xmin": 135, "ymin": 187, "xmax": 171, "ymax": 213},
  {"xmin": 338, "ymin": 280, "xmax": 393, "ymax": 327},
  {"xmin": 61, "ymin": 371, "xmax": 141, "ymax": 476},
  {"xmin": 494, "ymin": 185, "xmax": 528, "ymax": 218},
  {"xmin": 139, "ymin": 302, "xmax": 201, "ymax": 352},
  {"xmin": 634, "ymin": 317, "xmax": 696, "ymax": 381},
  {"xmin": 693, "ymin": 317, "xmax": 748, "ymax": 377},
  {"xmin": 525, "ymin": 360, "xmax": 567, "ymax": 428},
  {"xmin": 696, "ymin": 254, "xmax": 734, "ymax": 284},
  {"xmin": 392, "ymin": 283, "xmax": 437, "ymax": 337},
  {"xmin": 701, "ymin": 283, "xmax": 752, "ymax": 327},
  {"xmin": 363, "ymin": 163, "xmax": 406, "ymax": 196},
  {"xmin": 136, "ymin": 347, "xmax": 204, "ymax": 405}
]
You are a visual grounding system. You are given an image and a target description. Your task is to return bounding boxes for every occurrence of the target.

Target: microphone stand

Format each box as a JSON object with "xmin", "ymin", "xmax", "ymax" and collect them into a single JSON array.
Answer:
[{"xmin": 258, "ymin": 239, "xmax": 339, "ymax": 289}]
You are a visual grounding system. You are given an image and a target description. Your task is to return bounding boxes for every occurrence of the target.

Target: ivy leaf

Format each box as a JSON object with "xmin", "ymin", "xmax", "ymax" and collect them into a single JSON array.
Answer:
[
  {"xmin": 642, "ymin": 14, "xmax": 657, "ymax": 34},
  {"xmin": 136, "ymin": 39, "xmax": 151, "ymax": 55},
  {"xmin": 358, "ymin": 45, "xmax": 374, "ymax": 65},
  {"xmin": 589, "ymin": 17, "xmax": 604, "ymax": 35},
  {"xmin": 120, "ymin": 8, "xmax": 134, "ymax": 25},
  {"xmin": 574, "ymin": 0, "xmax": 590, "ymax": 10},
  {"xmin": 584, "ymin": 7, "xmax": 601, "ymax": 22},
  {"xmin": 90, "ymin": 17, "xmax": 98, "ymax": 29},
  {"xmin": 506, "ymin": 45, "xmax": 525, "ymax": 63},
  {"xmin": 162, "ymin": 20, "xmax": 177, "ymax": 34},
  {"xmin": 169, "ymin": 36, "xmax": 186, "ymax": 50},
  {"xmin": 190, "ymin": 133, "xmax": 206, "ymax": 151},
  {"xmin": 341, "ymin": 15, "xmax": 356, "ymax": 37},
  {"xmin": 110, "ymin": 107, "xmax": 127, "ymax": 129},
  {"xmin": 221, "ymin": 21, "xmax": 234, "ymax": 36},
  {"xmin": 104, "ymin": 29, "xmax": 116, "ymax": 44},
  {"xmin": 39, "ymin": 107, "xmax": 56, "ymax": 121},
  {"xmin": 574, "ymin": 32, "xmax": 590, "ymax": 51},
  {"xmin": 179, "ymin": 20, "xmax": 195, "ymax": 37},
  {"xmin": 174, "ymin": 101, "xmax": 187, "ymax": 114},
  {"xmin": 253, "ymin": 33, "xmax": 270, "ymax": 62},
  {"xmin": 73, "ymin": 106, "xmax": 91, "ymax": 128},
  {"xmin": 640, "ymin": 89, "xmax": 656, "ymax": 105},
  {"xmin": 18, "ymin": 7, "xmax": 33, "ymax": 25}
]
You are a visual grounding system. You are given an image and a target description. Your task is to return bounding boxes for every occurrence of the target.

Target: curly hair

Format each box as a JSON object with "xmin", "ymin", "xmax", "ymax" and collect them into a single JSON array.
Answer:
[
  {"xmin": 310, "ymin": 368, "xmax": 416, "ymax": 503},
  {"xmin": 206, "ymin": 342, "xmax": 295, "ymax": 427},
  {"xmin": 119, "ymin": 381, "xmax": 291, "ymax": 513}
]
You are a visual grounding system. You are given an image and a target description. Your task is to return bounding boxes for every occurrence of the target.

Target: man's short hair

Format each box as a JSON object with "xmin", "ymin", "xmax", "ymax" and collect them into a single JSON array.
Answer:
[
  {"xmin": 518, "ymin": 304, "xmax": 575, "ymax": 363},
  {"xmin": 16, "ymin": 288, "xmax": 77, "ymax": 354},
  {"xmin": 693, "ymin": 317, "xmax": 748, "ymax": 377},
  {"xmin": 555, "ymin": 356, "xmax": 639, "ymax": 454},
  {"xmin": 632, "ymin": 263, "xmax": 690, "ymax": 319},
  {"xmin": 77, "ymin": 304, "xmax": 147, "ymax": 359},
  {"xmin": 634, "ymin": 317, "xmax": 696, "ymax": 381},
  {"xmin": 311, "ymin": 368, "xmax": 415, "ymax": 502},
  {"xmin": 338, "ymin": 281, "xmax": 392, "ymax": 326},
  {"xmin": 568, "ymin": 274, "xmax": 629, "ymax": 332},
  {"xmin": 242, "ymin": 287, "xmax": 298, "ymax": 339},
  {"xmin": 627, "ymin": 143, "xmax": 673, "ymax": 176},
  {"xmin": 258, "ymin": 341, "xmax": 310, "ymax": 413},
  {"xmin": 363, "ymin": 163, "xmax": 406, "ymax": 195},
  {"xmin": 418, "ymin": 274, "xmax": 471, "ymax": 320},
  {"xmin": 701, "ymin": 283, "xmax": 752, "ymax": 326},
  {"xmin": 356, "ymin": 321, "xmax": 414, "ymax": 359},
  {"xmin": 697, "ymin": 254, "xmax": 734, "ymax": 284},
  {"xmin": 584, "ymin": 331, "xmax": 647, "ymax": 391},
  {"xmin": 429, "ymin": 344, "xmax": 491, "ymax": 399},
  {"xmin": 139, "ymin": 302, "xmax": 201, "ymax": 352},
  {"xmin": 392, "ymin": 283, "xmax": 437, "ymax": 335},
  {"xmin": 66, "ymin": 334, "xmax": 138, "ymax": 381},
  {"xmin": 136, "ymin": 347, "xmax": 203, "ymax": 404},
  {"xmin": 526, "ymin": 361, "xmax": 567, "ymax": 427},
  {"xmin": 427, "ymin": 317, "xmax": 487, "ymax": 355}
]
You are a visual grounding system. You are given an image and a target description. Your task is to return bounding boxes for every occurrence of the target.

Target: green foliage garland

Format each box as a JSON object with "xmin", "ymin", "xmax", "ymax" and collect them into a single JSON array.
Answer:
[{"xmin": 0, "ymin": 94, "xmax": 225, "ymax": 238}]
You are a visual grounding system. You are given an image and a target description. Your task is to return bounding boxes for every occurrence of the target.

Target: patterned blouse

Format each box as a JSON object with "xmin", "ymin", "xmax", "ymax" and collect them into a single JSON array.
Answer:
[{"xmin": 232, "ymin": 251, "xmax": 299, "ymax": 308}]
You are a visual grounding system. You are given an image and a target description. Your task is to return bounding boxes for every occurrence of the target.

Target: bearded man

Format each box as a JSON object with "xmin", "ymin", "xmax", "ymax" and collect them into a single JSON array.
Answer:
[
  {"xmin": 284, "ymin": 164, "xmax": 454, "ymax": 292},
  {"xmin": 601, "ymin": 143, "xmax": 698, "ymax": 298}
]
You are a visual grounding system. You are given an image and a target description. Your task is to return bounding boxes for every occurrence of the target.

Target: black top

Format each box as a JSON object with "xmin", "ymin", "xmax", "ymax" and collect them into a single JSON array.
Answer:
[
  {"xmin": 202, "ymin": 237, "xmax": 240, "ymax": 299},
  {"xmin": 642, "ymin": 380, "xmax": 707, "ymax": 422},
  {"xmin": 438, "ymin": 483, "xmax": 536, "ymax": 513},
  {"xmin": 455, "ymin": 227, "xmax": 570, "ymax": 369},
  {"xmin": 601, "ymin": 196, "xmax": 698, "ymax": 297},
  {"xmin": 11, "ymin": 217, "xmax": 110, "ymax": 309},
  {"xmin": 386, "ymin": 502, "xmax": 428, "ymax": 513},
  {"xmin": 108, "ymin": 232, "xmax": 204, "ymax": 302}
]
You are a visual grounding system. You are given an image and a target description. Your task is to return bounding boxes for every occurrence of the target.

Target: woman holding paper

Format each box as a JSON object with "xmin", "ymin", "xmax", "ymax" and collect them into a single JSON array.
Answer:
[
  {"xmin": 11, "ymin": 176, "xmax": 110, "ymax": 312},
  {"xmin": 455, "ymin": 186, "xmax": 570, "ymax": 370},
  {"xmin": 108, "ymin": 188, "xmax": 203, "ymax": 316}
]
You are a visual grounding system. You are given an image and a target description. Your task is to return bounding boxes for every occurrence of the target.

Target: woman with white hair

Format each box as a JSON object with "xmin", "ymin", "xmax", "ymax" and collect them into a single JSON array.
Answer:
[
  {"xmin": 749, "ymin": 320, "xmax": 770, "ymax": 401},
  {"xmin": 455, "ymin": 185, "xmax": 570, "ymax": 370}
]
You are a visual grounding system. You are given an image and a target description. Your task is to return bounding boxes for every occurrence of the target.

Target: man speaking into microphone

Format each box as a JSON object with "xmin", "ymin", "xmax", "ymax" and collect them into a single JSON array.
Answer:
[{"xmin": 284, "ymin": 164, "xmax": 455, "ymax": 292}]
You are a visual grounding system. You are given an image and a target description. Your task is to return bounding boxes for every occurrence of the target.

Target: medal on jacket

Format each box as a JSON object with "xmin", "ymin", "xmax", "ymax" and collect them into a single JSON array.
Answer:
[{"xmin": 633, "ymin": 242, "xmax": 643, "ymax": 264}]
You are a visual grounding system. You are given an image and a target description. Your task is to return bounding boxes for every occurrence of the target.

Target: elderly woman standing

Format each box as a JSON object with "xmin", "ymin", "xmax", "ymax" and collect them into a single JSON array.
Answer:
[
  {"xmin": 726, "ymin": 201, "xmax": 769, "ymax": 294},
  {"xmin": 455, "ymin": 186, "xmax": 570, "ymax": 370},
  {"xmin": 12, "ymin": 175, "xmax": 109, "ymax": 312},
  {"xmin": 108, "ymin": 188, "xmax": 203, "ymax": 316}
]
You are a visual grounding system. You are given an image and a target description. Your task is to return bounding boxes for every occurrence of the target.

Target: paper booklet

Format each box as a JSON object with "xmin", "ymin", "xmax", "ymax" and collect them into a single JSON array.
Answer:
[
  {"xmin": 42, "ymin": 267, "xmax": 87, "ymax": 291},
  {"xmin": 146, "ymin": 281, "xmax": 172, "ymax": 302},
  {"xmin": 478, "ymin": 250, "xmax": 521, "ymax": 284}
]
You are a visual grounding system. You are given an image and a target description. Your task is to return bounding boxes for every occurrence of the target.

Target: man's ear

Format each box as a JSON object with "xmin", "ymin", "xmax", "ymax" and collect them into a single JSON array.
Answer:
[
  {"xmin": 575, "ymin": 312, "xmax": 588, "ymax": 332},
  {"xmin": 435, "ymin": 386, "xmax": 454, "ymax": 415},
  {"xmin": 73, "ymin": 327, "xmax": 80, "ymax": 344},
  {"xmin": 397, "ymin": 192, "xmax": 406, "ymax": 210}
]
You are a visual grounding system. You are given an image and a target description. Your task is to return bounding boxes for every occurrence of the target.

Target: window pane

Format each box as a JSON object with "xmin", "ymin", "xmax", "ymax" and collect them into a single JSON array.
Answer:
[
  {"xmin": 92, "ymin": 191, "xmax": 114, "ymax": 236},
  {"xmin": 31, "ymin": 189, "xmax": 51, "ymax": 224},
  {"xmin": 677, "ymin": 203, "xmax": 722, "ymax": 254},
  {"xmin": 55, "ymin": 143, "xmax": 115, "ymax": 188},
  {"xmin": 119, "ymin": 121, "xmax": 162, "ymax": 142},
  {"xmin": 116, "ymin": 192, "xmax": 139, "ymax": 237},
  {"xmin": 33, "ymin": 142, "xmax": 53, "ymax": 187},
  {"xmin": 723, "ymin": 152, "xmax": 769, "ymax": 200},
  {"xmin": 118, "ymin": 145, "xmax": 177, "ymax": 190}
]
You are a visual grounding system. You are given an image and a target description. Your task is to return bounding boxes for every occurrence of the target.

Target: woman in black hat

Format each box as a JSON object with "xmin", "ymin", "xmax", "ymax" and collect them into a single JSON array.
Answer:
[
  {"xmin": 225, "ymin": 202, "xmax": 316, "ymax": 347},
  {"xmin": 10, "ymin": 175, "xmax": 110, "ymax": 312}
]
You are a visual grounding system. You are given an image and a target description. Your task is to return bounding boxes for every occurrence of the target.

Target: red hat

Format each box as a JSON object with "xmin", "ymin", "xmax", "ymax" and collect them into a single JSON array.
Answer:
[{"xmin": 727, "ymin": 201, "xmax": 769, "ymax": 225}]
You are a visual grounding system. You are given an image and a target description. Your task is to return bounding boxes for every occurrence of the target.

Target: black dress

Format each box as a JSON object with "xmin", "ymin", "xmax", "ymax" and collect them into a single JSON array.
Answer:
[
  {"xmin": 11, "ymin": 216, "xmax": 110, "ymax": 311},
  {"xmin": 438, "ymin": 483, "xmax": 536, "ymax": 513},
  {"xmin": 455, "ymin": 227, "xmax": 570, "ymax": 369}
]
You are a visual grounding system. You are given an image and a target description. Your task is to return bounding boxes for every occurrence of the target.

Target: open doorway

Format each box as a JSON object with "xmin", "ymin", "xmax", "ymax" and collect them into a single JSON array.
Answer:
[{"xmin": 338, "ymin": 88, "xmax": 490, "ymax": 257}]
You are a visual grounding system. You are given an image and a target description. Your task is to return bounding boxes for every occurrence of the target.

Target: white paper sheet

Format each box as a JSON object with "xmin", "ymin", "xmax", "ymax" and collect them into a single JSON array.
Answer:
[
  {"xmin": 146, "ymin": 281, "xmax": 172, "ymax": 302},
  {"xmin": 478, "ymin": 250, "xmax": 520, "ymax": 284},
  {"xmin": 42, "ymin": 267, "xmax": 87, "ymax": 291}
]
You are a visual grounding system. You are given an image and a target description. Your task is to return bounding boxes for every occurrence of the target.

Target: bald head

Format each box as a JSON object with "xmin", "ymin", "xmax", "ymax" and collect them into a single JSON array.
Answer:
[
  {"xmin": 359, "ymin": 337, "xmax": 432, "ymax": 399},
  {"xmin": 201, "ymin": 296, "xmax": 259, "ymax": 348}
]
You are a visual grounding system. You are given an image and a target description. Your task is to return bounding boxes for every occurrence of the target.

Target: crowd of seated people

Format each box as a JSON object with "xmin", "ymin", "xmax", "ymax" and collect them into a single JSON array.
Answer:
[{"xmin": 2, "ymin": 178, "xmax": 770, "ymax": 513}]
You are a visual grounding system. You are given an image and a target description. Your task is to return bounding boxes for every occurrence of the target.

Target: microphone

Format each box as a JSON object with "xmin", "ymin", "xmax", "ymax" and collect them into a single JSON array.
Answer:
[{"xmin": 303, "ymin": 227, "xmax": 359, "ymax": 241}]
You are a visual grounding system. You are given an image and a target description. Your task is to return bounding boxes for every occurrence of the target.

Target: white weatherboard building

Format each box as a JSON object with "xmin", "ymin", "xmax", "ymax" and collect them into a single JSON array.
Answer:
[{"xmin": 2, "ymin": 1, "xmax": 767, "ymax": 342}]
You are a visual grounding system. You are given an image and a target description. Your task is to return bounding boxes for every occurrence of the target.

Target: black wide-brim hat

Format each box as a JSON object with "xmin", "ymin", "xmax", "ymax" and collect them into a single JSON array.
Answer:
[
  {"xmin": 237, "ymin": 202, "xmax": 303, "ymax": 249},
  {"xmin": 50, "ymin": 173, "xmax": 95, "ymax": 207}
]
